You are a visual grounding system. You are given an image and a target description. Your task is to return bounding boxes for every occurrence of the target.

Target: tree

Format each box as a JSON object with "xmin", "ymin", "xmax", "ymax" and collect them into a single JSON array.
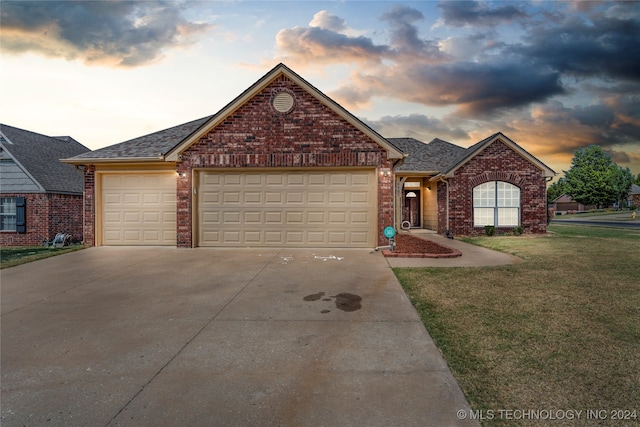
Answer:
[
  {"xmin": 612, "ymin": 166, "xmax": 634, "ymax": 208},
  {"xmin": 634, "ymin": 173, "xmax": 640, "ymax": 186},
  {"xmin": 563, "ymin": 145, "xmax": 633, "ymax": 209}
]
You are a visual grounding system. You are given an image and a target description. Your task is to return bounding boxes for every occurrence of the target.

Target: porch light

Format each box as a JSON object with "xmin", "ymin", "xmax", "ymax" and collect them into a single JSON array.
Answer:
[{"xmin": 406, "ymin": 191, "xmax": 417, "ymax": 198}]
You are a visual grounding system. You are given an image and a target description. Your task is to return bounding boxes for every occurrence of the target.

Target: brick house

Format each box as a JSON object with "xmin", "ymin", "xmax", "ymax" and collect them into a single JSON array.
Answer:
[
  {"xmin": 65, "ymin": 64, "xmax": 554, "ymax": 247},
  {"xmin": 0, "ymin": 124, "xmax": 89, "ymax": 246}
]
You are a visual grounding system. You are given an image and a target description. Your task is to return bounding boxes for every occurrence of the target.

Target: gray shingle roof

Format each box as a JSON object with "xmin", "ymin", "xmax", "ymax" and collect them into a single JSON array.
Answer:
[
  {"xmin": 0, "ymin": 124, "xmax": 90, "ymax": 194},
  {"xmin": 69, "ymin": 115, "xmax": 213, "ymax": 160},
  {"xmin": 389, "ymin": 137, "xmax": 467, "ymax": 172}
]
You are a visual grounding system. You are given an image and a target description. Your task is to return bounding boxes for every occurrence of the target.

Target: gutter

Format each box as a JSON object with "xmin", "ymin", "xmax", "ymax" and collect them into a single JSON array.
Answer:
[{"xmin": 61, "ymin": 154, "xmax": 168, "ymax": 165}]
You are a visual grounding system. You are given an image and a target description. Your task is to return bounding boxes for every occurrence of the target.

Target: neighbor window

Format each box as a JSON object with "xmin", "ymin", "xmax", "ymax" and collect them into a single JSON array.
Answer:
[
  {"xmin": 0, "ymin": 197, "xmax": 17, "ymax": 231},
  {"xmin": 473, "ymin": 182, "xmax": 520, "ymax": 227},
  {"xmin": 0, "ymin": 197, "xmax": 25, "ymax": 233}
]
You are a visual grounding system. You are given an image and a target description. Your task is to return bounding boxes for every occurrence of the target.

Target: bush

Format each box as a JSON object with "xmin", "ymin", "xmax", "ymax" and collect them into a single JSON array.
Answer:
[
  {"xmin": 513, "ymin": 226, "xmax": 524, "ymax": 236},
  {"xmin": 484, "ymin": 225, "xmax": 496, "ymax": 236}
]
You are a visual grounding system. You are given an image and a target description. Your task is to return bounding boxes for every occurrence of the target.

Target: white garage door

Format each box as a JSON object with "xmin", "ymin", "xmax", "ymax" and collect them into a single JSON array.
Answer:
[
  {"xmin": 102, "ymin": 173, "xmax": 176, "ymax": 245},
  {"xmin": 198, "ymin": 170, "xmax": 376, "ymax": 247}
]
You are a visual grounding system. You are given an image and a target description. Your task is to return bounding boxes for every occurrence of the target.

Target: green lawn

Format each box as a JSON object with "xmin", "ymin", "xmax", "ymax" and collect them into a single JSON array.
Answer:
[
  {"xmin": 1, "ymin": 245, "xmax": 85, "ymax": 269},
  {"xmin": 395, "ymin": 224, "xmax": 639, "ymax": 426}
]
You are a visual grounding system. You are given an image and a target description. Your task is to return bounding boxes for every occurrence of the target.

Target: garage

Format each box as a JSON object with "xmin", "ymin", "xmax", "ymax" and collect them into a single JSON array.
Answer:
[
  {"xmin": 101, "ymin": 173, "xmax": 176, "ymax": 245},
  {"xmin": 197, "ymin": 169, "xmax": 376, "ymax": 247}
]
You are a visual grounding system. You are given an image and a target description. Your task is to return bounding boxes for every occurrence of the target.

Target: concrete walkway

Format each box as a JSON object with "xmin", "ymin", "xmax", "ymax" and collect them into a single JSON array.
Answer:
[
  {"xmin": 385, "ymin": 231, "xmax": 523, "ymax": 268},
  {"xmin": 1, "ymin": 247, "xmax": 479, "ymax": 427}
]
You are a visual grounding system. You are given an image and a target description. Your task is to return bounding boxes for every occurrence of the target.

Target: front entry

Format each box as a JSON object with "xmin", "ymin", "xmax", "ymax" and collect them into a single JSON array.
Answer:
[{"xmin": 403, "ymin": 190, "xmax": 421, "ymax": 228}]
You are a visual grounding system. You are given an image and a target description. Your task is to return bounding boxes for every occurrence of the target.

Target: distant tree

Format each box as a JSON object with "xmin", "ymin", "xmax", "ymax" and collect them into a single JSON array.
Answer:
[
  {"xmin": 613, "ymin": 166, "xmax": 634, "ymax": 208},
  {"xmin": 634, "ymin": 173, "xmax": 640, "ymax": 186},
  {"xmin": 563, "ymin": 145, "xmax": 633, "ymax": 209},
  {"xmin": 547, "ymin": 177, "xmax": 568, "ymax": 205}
]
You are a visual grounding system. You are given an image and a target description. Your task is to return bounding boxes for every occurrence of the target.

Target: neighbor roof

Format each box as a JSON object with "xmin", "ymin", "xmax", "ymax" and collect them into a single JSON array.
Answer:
[{"xmin": 0, "ymin": 124, "xmax": 89, "ymax": 194}]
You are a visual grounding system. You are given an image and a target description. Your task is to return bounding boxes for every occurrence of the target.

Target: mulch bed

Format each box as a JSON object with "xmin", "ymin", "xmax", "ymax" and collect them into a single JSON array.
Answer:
[{"xmin": 382, "ymin": 233, "xmax": 462, "ymax": 258}]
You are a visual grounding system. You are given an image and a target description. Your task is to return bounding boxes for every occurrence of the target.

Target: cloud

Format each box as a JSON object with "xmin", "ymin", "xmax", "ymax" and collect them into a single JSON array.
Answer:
[
  {"xmin": 309, "ymin": 10, "xmax": 348, "ymax": 33},
  {"xmin": 437, "ymin": 0, "xmax": 528, "ymax": 27},
  {"xmin": 0, "ymin": 1, "xmax": 211, "ymax": 67},
  {"xmin": 275, "ymin": 26, "xmax": 388, "ymax": 65},
  {"xmin": 514, "ymin": 7, "xmax": 640, "ymax": 81},
  {"xmin": 272, "ymin": 3, "xmax": 640, "ymax": 175}
]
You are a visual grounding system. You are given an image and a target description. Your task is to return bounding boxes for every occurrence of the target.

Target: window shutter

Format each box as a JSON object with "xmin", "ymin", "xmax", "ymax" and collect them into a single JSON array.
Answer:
[{"xmin": 16, "ymin": 197, "xmax": 26, "ymax": 233}]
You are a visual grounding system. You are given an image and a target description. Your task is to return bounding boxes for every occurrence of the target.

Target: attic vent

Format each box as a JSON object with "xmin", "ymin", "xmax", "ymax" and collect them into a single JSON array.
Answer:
[{"xmin": 272, "ymin": 91, "xmax": 295, "ymax": 114}]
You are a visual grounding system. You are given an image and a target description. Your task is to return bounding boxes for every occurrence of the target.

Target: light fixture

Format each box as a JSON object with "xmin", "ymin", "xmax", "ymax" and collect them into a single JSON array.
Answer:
[
  {"xmin": 406, "ymin": 191, "xmax": 417, "ymax": 198},
  {"xmin": 179, "ymin": 172, "xmax": 187, "ymax": 178},
  {"xmin": 381, "ymin": 169, "xmax": 390, "ymax": 177}
]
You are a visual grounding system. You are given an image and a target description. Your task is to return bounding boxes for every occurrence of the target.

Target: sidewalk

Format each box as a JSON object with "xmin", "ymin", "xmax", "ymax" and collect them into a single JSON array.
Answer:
[{"xmin": 385, "ymin": 231, "xmax": 523, "ymax": 268}]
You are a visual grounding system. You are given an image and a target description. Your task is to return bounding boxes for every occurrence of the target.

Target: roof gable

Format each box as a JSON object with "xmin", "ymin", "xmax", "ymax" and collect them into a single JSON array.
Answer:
[
  {"xmin": 166, "ymin": 63, "xmax": 403, "ymax": 161},
  {"xmin": 0, "ymin": 124, "xmax": 90, "ymax": 194},
  {"xmin": 440, "ymin": 132, "xmax": 555, "ymax": 178}
]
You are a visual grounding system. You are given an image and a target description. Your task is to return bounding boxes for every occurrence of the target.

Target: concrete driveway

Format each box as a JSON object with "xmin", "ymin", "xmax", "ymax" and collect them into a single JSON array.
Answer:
[{"xmin": 1, "ymin": 247, "xmax": 478, "ymax": 426}]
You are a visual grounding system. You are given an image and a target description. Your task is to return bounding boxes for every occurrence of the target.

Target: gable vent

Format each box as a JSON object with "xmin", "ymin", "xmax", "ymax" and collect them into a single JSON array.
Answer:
[{"xmin": 272, "ymin": 92, "xmax": 295, "ymax": 113}]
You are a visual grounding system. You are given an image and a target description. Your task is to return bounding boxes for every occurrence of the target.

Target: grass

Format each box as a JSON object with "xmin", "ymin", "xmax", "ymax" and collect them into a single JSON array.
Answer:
[
  {"xmin": 1, "ymin": 245, "xmax": 85, "ymax": 269},
  {"xmin": 394, "ymin": 224, "xmax": 640, "ymax": 426}
]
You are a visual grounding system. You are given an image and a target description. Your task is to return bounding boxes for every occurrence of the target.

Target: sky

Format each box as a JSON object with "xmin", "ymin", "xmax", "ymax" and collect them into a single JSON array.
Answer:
[{"xmin": 1, "ymin": 0, "xmax": 639, "ymax": 178}]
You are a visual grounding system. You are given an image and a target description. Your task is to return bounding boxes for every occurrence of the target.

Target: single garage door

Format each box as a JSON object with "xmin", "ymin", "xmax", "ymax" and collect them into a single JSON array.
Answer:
[
  {"xmin": 102, "ymin": 173, "xmax": 176, "ymax": 245},
  {"xmin": 198, "ymin": 170, "xmax": 376, "ymax": 247}
]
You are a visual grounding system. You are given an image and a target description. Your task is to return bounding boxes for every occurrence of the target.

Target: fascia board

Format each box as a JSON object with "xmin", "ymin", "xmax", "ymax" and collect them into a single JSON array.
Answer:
[{"xmin": 61, "ymin": 156, "xmax": 168, "ymax": 165}]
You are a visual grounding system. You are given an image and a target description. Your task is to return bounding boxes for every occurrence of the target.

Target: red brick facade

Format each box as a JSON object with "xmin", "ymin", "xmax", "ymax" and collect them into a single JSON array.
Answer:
[
  {"xmin": 0, "ymin": 193, "xmax": 83, "ymax": 246},
  {"xmin": 437, "ymin": 139, "xmax": 548, "ymax": 236},
  {"xmin": 83, "ymin": 165, "xmax": 96, "ymax": 246},
  {"xmin": 176, "ymin": 75, "xmax": 394, "ymax": 247}
]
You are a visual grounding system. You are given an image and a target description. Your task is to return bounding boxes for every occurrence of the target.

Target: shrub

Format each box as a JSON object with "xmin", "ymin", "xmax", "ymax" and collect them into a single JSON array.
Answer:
[{"xmin": 484, "ymin": 225, "xmax": 496, "ymax": 236}]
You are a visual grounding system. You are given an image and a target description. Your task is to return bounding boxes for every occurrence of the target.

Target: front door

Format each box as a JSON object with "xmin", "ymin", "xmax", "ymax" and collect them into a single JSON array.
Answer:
[{"xmin": 403, "ymin": 190, "xmax": 421, "ymax": 228}]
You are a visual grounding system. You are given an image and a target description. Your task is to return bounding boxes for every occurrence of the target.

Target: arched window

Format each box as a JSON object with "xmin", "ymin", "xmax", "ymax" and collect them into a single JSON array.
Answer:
[{"xmin": 473, "ymin": 182, "xmax": 520, "ymax": 227}]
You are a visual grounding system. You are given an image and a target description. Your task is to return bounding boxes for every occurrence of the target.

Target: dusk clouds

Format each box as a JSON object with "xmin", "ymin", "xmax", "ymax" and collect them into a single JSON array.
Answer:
[
  {"xmin": 0, "ymin": 1, "xmax": 210, "ymax": 66},
  {"xmin": 274, "ymin": 2, "xmax": 640, "ymax": 171},
  {"xmin": 1, "ymin": 1, "xmax": 638, "ymax": 174}
]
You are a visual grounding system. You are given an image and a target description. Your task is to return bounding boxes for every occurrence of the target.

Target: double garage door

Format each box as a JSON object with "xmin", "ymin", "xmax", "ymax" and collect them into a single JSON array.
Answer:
[
  {"xmin": 101, "ymin": 169, "xmax": 376, "ymax": 247},
  {"xmin": 198, "ymin": 170, "xmax": 376, "ymax": 247}
]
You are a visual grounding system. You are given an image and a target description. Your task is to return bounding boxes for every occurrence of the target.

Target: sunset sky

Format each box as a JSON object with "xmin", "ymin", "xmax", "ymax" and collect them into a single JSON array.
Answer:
[{"xmin": 1, "ymin": 0, "xmax": 639, "ymax": 177}]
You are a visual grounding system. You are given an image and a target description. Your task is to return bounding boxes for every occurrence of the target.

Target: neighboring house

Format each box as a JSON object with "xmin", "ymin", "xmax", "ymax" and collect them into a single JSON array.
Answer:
[
  {"xmin": 0, "ymin": 124, "xmax": 89, "ymax": 246},
  {"xmin": 628, "ymin": 184, "xmax": 640, "ymax": 208},
  {"xmin": 550, "ymin": 194, "xmax": 595, "ymax": 214},
  {"xmin": 64, "ymin": 63, "xmax": 554, "ymax": 248}
]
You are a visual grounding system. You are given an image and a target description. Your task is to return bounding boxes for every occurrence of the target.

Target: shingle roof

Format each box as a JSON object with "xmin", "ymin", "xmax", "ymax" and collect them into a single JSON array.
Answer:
[
  {"xmin": 389, "ymin": 137, "xmax": 467, "ymax": 172},
  {"xmin": 0, "ymin": 124, "xmax": 90, "ymax": 194},
  {"xmin": 69, "ymin": 115, "xmax": 213, "ymax": 160}
]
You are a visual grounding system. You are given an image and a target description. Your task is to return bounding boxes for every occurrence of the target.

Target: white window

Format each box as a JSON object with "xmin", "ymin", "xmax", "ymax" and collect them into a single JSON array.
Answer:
[
  {"xmin": 473, "ymin": 182, "xmax": 520, "ymax": 227},
  {"xmin": 0, "ymin": 197, "xmax": 17, "ymax": 231}
]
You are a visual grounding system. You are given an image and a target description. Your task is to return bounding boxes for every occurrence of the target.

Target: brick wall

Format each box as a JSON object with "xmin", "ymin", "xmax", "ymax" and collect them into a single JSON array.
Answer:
[
  {"xmin": 177, "ymin": 75, "xmax": 393, "ymax": 247},
  {"xmin": 83, "ymin": 166, "xmax": 96, "ymax": 246},
  {"xmin": 0, "ymin": 192, "xmax": 83, "ymax": 246},
  {"xmin": 438, "ymin": 139, "xmax": 548, "ymax": 236}
]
